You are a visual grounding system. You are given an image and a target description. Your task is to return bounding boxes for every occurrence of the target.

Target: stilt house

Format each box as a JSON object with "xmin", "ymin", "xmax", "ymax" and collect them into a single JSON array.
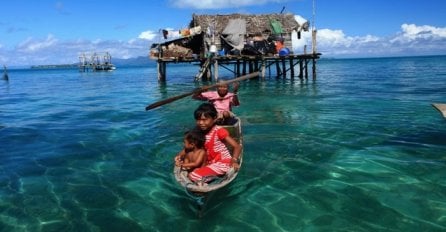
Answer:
[{"xmin": 150, "ymin": 13, "xmax": 320, "ymax": 81}]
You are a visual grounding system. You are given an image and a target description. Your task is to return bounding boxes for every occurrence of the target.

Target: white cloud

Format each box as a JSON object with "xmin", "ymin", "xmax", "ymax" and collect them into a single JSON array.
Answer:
[
  {"xmin": 5, "ymin": 34, "xmax": 150, "ymax": 66},
  {"xmin": 170, "ymin": 0, "xmax": 275, "ymax": 9},
  {"xmin": 391, "ymin": 24, "xmax": 446, "ymax": 43},
  {"xmin": 300, "ymin": 23, "xmax": 446, "ymax": 58},
  {"xmin": 138, "ymin": 30, "xmax": 157, "ymax": 40},
  {"xmin": 17, "ymin": 35, "xmax": 59, "ymax": 52}
]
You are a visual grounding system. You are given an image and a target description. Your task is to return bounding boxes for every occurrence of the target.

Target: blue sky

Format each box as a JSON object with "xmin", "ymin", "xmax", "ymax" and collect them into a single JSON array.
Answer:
[{"xmin": 1, "ymin": 0, "xmax": 446, "ymax": 66}]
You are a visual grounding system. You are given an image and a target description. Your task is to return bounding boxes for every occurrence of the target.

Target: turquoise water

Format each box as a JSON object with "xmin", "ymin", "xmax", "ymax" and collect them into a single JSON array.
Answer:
[{"xmin": 1, "ymin": 56, "xmax": 446, "ymax": 231}]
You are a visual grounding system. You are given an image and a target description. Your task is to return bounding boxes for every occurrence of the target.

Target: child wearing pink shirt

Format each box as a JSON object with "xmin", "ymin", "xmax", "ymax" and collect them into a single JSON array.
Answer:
[{"xmin": 193, "ymin": 81, "xmax": 239, "ymax": 125}]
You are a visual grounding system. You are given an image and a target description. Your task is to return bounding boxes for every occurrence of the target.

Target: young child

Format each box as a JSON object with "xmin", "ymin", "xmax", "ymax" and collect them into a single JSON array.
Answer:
[
  {"xmin": 174, "ymin": 129, "xmax": 206, "ymax": 171},
  {"xmin": 188, "ymin": 103, "xmax": 242, "ymax": 183},
  {"xmin": 192, "ymin": 81, "xmax": 240, "ymax": 125}
]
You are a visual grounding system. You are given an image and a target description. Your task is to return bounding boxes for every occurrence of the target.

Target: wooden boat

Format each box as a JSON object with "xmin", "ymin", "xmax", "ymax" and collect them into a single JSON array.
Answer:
[
  {"xmin": 173, "ymin": 117, "xmax": 243, "ymax": 194},
  {"xmin": 432, "ymin": 103, "xmax": 446, "ymax": 118}
]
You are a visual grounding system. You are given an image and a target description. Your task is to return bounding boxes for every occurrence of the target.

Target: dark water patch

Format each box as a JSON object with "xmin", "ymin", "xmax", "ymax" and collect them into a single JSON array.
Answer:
[
  {"xmin": 4, "ymin": 160, "xmax": 47, "ymax": 177},
  {"xmin": 73, "ymin": 185, "xmax": 119, "ymax": 209},
  {"xmin": 86, "ymin": 209, "xmax": 144, "ymax": 232},
  {"xmin": 36, "ymin": 156, "xmax": 70, "ymax": 168},
  {"xmin": 22, "ymin": 195, "xmax": 63, "ymax": 220}
]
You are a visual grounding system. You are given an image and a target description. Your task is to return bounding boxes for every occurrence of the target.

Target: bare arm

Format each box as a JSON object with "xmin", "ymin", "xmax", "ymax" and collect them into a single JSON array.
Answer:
[
  {"xmin": 231, "ymin": 94, "xmax": 240, "ymax": 107},
  {"xmin": 192, "ymin": 90, "xmax": 208, "ymax": 101},
  {"xmin": 224, "ymin": 135, "xmax": 242, "ymax": 170},
  {"xmin": 174, "ymin": 149, "xmax": 186, "ymax": 167}
]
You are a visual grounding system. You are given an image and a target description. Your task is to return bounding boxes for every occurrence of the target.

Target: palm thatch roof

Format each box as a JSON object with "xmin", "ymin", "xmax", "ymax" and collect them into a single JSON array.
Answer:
[{"xmin": 190, "ymin": 13, "xmax": 309, "ymax": 35}]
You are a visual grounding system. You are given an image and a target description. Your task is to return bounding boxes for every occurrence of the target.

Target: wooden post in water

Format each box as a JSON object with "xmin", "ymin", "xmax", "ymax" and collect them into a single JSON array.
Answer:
[
  {"xmin": 281, "ymin": 58, "xmax": 286, "ymax": 78},
  {"xmin": 157, "ymin": 61, "xmax": 166, "ymax": 81},
  {"xmin": 290, "ymin": 57, "xmax": 295, "ymax": 80},
  {"xmin": 305, "ymin": 59, "xmax": 309, "ymax": 79},
  {"xmin": 275, "ymin": 60, "xmax": 281, "ymax": 78},
  {"xmin": 312, "ymin": 58, "xmax": 317, "ymax": 80},
  {"xmin": 299, "ymin": 59, "xmax": 303, "ymax": 80}
]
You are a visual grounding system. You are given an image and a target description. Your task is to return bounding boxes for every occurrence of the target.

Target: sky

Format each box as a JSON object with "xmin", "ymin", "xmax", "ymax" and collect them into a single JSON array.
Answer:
[{"xmin": 1, "ymin": 0, "xmax": 446, "ymax": 66}]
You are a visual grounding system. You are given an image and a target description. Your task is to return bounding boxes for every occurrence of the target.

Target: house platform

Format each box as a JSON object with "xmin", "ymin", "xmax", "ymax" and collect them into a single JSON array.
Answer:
[{"xmin": 156, "ymin": 53, "xmax": 321, "ymax": 81}]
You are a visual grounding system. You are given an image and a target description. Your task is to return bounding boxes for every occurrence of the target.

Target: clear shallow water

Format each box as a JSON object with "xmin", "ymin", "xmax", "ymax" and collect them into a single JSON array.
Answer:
[{"xmin": 1, "ymin": 56, "xmax": 446, "ymax": 231}]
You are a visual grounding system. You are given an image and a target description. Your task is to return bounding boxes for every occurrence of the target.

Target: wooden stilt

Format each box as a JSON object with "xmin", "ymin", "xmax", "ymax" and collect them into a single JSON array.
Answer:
[
  {"xmin": 268, "ymin": 60, "xmax": 271, "ymax": 77},
  {"xmin": 305, "ymin": 59, "xmax": 309, "ymax": 79},
  {"xmin": 281, "ymin": 58, "xmax": 286, "ymax": 78},
  {"xmin": 290, "ymin": 57, "xmax": 295, "ymax": 79},
  {"xmin": 261, "ymin": 59, "xmax": 266, "ymax": 80},
  {"xmin": 158, "ymin": 61, "xmax": 166, "ymax": 82},
  {"xmin": 299, "ymin": 59, "xmax": 303, "ymax": 80},
  {"xmin": 312, "ymin": 58, "xmax": 317, "ymax": 80},
  {"xmin": 275, "ymin": 60, "xmax": 281, "ymax": 78},
  {"xmin": 155, "ymin": 54, "xmax": 320, "ymax": 82}
]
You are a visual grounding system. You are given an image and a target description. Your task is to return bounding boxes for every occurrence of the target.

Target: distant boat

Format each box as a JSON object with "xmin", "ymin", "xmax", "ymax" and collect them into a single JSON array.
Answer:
[
  {"xmin": 3, "ymin": 65, "xmax": 8, "ymax": 81},
  {"xmin": 92, "ymin": 63, "xmax": 116, "ymax": 71},
  {"xmin": 79, "ymin": 52, "xmax": 116, "ymax": 72}
]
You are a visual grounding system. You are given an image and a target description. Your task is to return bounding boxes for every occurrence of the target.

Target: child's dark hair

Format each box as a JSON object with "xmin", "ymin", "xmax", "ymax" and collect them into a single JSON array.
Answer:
[
  {"xmin": 184, "ymin": 128, "xmax": 205, "ymax": 148},
  {"xmin": 194, "ymin": 103, "xmax": 218, "ymax": 119}
]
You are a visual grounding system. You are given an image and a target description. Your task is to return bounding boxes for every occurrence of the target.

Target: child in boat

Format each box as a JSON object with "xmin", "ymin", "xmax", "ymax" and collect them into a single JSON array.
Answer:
[
  {"xmin": 174, "ymin": 129, "xmax": 206, "ymax": 171},
  {"xmin": 192, "ymin": 81, "xmax": 239, "ymax": 125},
  {"xmin": 188, "ymin": 103, "xmax": 242, "ymax": 183}
]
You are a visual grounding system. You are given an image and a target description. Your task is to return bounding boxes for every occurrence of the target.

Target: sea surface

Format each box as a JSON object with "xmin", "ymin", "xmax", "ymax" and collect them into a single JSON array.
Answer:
[{"xmin": 1, "ymin": 56, "xmax": 446, "ymax": 231}]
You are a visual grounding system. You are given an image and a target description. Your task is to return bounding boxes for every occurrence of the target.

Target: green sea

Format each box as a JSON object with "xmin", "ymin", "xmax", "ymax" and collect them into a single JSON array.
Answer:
[{"xmin": 1, "ymin": 56, "xmax": 446, "ymax": 231}]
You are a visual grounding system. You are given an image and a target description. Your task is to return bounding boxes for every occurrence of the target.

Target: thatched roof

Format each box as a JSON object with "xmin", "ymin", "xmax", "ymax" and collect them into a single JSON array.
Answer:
[{"xmin": 190, "ymin": 13, "xmax": 308, "ymax": 35}]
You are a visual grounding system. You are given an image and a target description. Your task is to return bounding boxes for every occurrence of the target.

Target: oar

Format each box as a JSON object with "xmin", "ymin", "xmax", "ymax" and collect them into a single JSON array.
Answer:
[{"xmin": 145, "ymin": 71, "xmax": 260, "ymax": 111}]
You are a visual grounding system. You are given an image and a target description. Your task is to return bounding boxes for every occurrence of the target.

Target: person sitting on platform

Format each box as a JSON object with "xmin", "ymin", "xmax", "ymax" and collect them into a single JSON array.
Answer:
[{"xmin": 192, "ymin": 81, "xmax": 239, "ymax": 125}]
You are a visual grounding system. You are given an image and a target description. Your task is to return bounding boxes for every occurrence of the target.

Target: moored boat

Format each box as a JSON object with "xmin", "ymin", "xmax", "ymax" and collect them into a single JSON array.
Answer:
[{"xmin": 173, "ymin": 117, "xmax": 243, "ymax": 194}]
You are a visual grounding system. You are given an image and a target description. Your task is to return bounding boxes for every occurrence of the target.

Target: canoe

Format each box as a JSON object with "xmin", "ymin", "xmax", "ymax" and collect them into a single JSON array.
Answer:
[
  {"xmin": 432, "ymin": 103, "xmax": 446, "ymax": 118},
  {"xmin": 173, "ymin": 117, "xmax": 243, "ymax": 194}
]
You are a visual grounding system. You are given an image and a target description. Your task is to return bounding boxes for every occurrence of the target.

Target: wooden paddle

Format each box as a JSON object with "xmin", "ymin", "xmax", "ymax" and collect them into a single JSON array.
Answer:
[{"xmin": 145, "ymin": 71, "xmax": 260, "ymax": 111}]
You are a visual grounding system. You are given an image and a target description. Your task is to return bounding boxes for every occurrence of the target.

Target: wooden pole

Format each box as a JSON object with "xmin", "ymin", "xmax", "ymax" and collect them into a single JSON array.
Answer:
[
  {"xmin": 146, "ymin": 71, "xmax": 260, "ymax": 110},
  {"xmin": 281, "ymin": 57, "xmax": 286, "ymax": 78},
  {"xmin": 290, "ymin": 57, "xmax": 295, "ymax": 79}
]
